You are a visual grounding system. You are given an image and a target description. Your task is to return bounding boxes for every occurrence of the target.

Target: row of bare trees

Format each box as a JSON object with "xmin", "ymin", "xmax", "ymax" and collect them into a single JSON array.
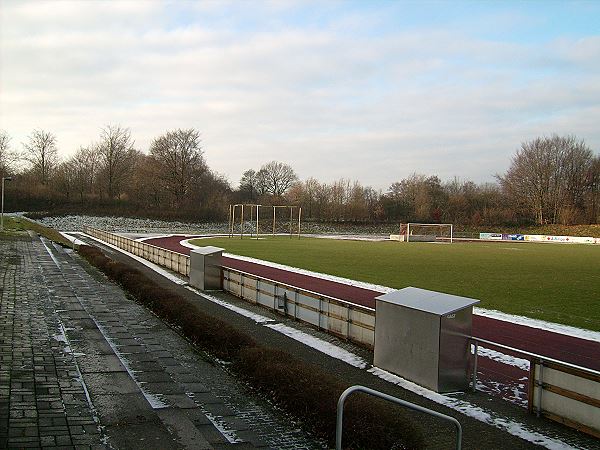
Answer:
[
  {"xmin": 236, "ymin": 173, "xmax": 511, "ymax": 225},
  {"xmin": 498, "ymin": 135, "xmax": 599, "ymax": 224},
  {"xmin": 1, "ymin": 128, "xmax": 598, "ymax": 225},
  {"xmin": 0, "ymin": 126, "xmax": 229, "ymax": 219},
  {"xmin": 234, "ymin": 135, "xmax": 599, "ymax": 225}
]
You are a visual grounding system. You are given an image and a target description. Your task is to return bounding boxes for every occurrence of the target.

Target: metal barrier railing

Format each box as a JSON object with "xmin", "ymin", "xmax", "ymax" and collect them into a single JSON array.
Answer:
[
  {"xmin": 222, "ymin": 266, "xmax": 376, "ymax": 347},
  {"xmin": 336, "ymin": 385, "xmax": 462, "ymax": 450},
  {"xmin": 470, "ymin": 337, "xmax": 600, "ymax": 437}
]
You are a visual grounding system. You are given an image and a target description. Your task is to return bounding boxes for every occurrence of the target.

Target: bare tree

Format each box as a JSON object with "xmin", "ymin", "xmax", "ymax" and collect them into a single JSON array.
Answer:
[
  {"xmin": 53, "ymin": 160, "xmax": 76, "ymax": 200},
  {"xmin": 149, "ymin": 128, "xmax": 207, "ymax": 208},
  {"xmin": 584, "ymin": 155, "xmax": 600, "ymax": 223},
  {"xmin": 68, "ymin": 146, "xmax": 101, "ymax": 201},
  {"xmin": 22, "ymin": 129, "xmax": 58, "ymax": 184},
  {"xmin": 498, "ymin": 135, "xmax": 594, "ymax": 224},
  {"xmin": 257, "ymin": 161, "xmax": 298, "ymax": 197},
  {"xmin": 0, "ymin": 130, "xmax": 16, "ymax": 178},
  {"xmin": 97, "ymin": 125, "xmax": 135, "ymax": 199},
  {"xmin": 238, "ymin": 169, "xmax": 259, "ymax": 201}
]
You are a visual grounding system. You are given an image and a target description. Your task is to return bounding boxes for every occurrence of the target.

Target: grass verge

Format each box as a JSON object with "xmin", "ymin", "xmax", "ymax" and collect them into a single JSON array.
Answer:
[
  {"xmin": 77, "ymin": 245, "xmax": 425, "ymax": 449},
  {"xmin": 0, "ymin": 215, "xmax": 71, "ymax": 246}
]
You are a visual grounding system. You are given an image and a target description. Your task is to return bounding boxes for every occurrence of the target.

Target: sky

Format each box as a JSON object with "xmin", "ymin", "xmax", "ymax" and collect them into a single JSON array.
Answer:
[{"xmin": 1, "ymin": 0, "xmax": 599, "ymax": 190}]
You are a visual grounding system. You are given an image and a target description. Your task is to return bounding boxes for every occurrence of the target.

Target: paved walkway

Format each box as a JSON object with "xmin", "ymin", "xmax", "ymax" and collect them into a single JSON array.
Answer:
[{"xmin": 0, "ymin": 234, "xmax": 321, "ymax": 449}]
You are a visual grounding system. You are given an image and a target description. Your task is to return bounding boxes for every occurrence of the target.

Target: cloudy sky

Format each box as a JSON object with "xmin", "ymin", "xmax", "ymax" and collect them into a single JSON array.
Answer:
[{"xmin": 1, "ymin": 0, "xmax": 599, "ymax": 189}]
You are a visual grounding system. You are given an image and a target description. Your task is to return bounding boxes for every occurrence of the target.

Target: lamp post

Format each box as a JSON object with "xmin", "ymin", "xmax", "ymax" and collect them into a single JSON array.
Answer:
[{"xmin": 1, "ymin": 176, "xmax": 12, "ymax": 231}]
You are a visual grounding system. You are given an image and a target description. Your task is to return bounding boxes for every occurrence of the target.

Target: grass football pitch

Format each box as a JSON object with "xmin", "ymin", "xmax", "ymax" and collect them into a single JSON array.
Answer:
[{"xmin": 192, "ymin": 236, "xmax": 600, "ymax": 332}]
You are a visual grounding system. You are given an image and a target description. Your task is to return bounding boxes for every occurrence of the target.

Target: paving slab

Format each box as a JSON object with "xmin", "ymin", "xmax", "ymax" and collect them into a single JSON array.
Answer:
[{"xmin": 1, "ymin": 235, "xmax": 323, "ymax": 449}]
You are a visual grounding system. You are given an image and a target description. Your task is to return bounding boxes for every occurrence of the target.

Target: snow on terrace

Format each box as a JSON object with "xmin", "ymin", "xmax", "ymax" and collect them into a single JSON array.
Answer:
[
  {"xmin": 34, "ymin": 214, "xmax": 226, "ymax": 233},
  {"xmin": 32, "ymin": 214, "xmax": 402, "ymax": 236}
]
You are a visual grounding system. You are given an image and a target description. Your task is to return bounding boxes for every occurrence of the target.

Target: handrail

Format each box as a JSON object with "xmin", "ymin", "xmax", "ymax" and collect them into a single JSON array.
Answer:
[
  {"xmin": 336, "ymin": 385, "xmax": 462, "ymax": 450},
  {"xmin": 470, "ymin": 336, "xmax": 600, "ymax": 376}
]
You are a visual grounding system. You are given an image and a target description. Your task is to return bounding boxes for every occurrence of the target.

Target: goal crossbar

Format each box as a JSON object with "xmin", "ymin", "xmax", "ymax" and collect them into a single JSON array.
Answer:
[
  {"xmin": 405, "ymin": 223, "xmax": 453, "ymax": 243},
  {"xmin": 229, "ymin": 204, "xmax": 302, "ymax": 239}
]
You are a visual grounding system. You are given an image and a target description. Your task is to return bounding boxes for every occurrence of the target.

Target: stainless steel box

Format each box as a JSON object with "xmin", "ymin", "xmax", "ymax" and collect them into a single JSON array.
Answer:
[
  {"xmin": 189, "ymin": 246, "xmax": 224, "ymax": 290},
  {"xmin": 374, "ymin": 287, "xmax": 479, "ymax": 393}
]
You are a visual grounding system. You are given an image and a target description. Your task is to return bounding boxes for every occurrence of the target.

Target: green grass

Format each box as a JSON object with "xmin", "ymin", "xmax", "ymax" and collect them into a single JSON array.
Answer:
[
  {"xmin": 0, "ymin": 216, "xmax": 71, "ymax": 246},
  {"xmin": 191, "ymin": 236, "xmax": 600, "ymax": 331}
]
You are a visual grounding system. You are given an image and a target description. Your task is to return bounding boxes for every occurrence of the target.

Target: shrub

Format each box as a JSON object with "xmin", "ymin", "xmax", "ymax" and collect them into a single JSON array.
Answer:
[
  {"xmin": 77, "ymin": 244, "xmax": 424, "ymax": 449},
  {"xmin": 237, "ymin": 347, "xmax": 424, "ymax": 449}
]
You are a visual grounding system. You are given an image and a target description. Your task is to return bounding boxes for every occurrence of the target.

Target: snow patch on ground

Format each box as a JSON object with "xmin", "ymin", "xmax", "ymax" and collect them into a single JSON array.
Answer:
[
  {"xmin": 35, "ymin": 215, "xmax": 226, "ymax": 233},
  {"xmin": 179, "ymin": 236, "xmax": 230, "ymax": 249},
  {"xmin": 60, "ymin": 232, "xmax": 87, "ymax": 246},
  {"xmin": 186, "ymin": 288, "xmax": 275, "ymax": 324},
  {"xmin": 368, "ymin": 367, "xmax": 573, "ymax": 450},
  {"xmin": 94, "ymin": 319, "xmax": 169, "ymax": 410},
  {"xmin": 264, "ymin": 323, "xmax": 369, "ymax": 369},
  {"xmin": 476, "ymin": 379, "xmax": 528, "ymax": 408},
  {"xmin": 476, "ymin": 346, "xmax": 531, "ymax": 371},
  {"xmin": 203, "ymin": 411, "xmax": 243, "ymax": 443},
  {"xmin": 474, "ymin": 308, "xmax": 600, "ymax": 343}
]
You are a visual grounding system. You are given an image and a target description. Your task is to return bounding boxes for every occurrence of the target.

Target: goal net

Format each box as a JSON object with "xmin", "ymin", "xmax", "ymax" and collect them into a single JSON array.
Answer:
[
  {"xmin": 401, "ymin": 223, "xmax": 453, "ymax": 243},
  {"xmin": 229, "ymin": 204, "xmax": 301, "ymax": 239}
]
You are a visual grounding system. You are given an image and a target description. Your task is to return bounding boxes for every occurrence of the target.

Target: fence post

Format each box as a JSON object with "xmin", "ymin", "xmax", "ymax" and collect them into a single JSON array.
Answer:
[
  {"xmin": 536, "ymin": 360, "xmax": 544, "ymax": 418},
  {"xmin": 472, "ymin": 340, "xmax": 478, "ymax": 392}
]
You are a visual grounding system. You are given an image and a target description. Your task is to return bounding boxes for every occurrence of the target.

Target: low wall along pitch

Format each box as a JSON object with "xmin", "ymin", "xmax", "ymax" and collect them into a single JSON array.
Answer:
[{"xmin": 82, "ymin": 226, "xmax": 600, "ymax": 437}]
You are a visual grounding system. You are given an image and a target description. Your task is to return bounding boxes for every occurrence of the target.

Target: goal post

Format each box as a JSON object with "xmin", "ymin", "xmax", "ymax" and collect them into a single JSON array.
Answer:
[
  {"xmin": 404, "ymin": 223, "xmax": 453, "ymax": 243},
  {"xmin": 229, "ymin": 204, "xmax": 302, "ymax": 239}
]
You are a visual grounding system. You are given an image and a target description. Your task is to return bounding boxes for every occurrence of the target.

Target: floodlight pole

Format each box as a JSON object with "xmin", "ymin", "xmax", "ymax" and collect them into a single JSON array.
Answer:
[
  {"xmin": 1, "ymin": 177, "xmax": 12, "ymax": 231},
  {"xmin": 272, "ymin": 206, "xmax": 276, "ymax": 235},
  {"xmin": 298, "ymin": 207, "xmax": 302, "ymax": 239}
]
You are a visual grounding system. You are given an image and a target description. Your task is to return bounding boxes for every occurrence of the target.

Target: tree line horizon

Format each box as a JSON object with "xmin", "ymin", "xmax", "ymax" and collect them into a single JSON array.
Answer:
[{"xmin": 0, "ymin": 127, "xmax": 598, "ymax": 226}]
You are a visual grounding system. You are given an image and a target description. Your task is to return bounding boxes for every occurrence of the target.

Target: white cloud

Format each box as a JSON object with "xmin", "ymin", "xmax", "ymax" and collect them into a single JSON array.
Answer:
[{"xmin": 0, "ymin": 0, "xmax": 598, "ymax": 189}]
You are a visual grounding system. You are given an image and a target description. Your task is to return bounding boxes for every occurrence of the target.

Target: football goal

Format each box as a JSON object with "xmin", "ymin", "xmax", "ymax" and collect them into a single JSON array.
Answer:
[
  {"xmin": 228, "ymin": 204, "xmax": 302, "ymax": 239},
  {"xmin": 399, "ymin": 223, "xmax": 453, "ymax": 243}
]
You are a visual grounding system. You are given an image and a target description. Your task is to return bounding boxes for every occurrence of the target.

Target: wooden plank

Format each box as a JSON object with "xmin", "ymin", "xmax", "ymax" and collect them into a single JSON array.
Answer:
[
  {"xmin": 542, "ymin": 359, "xmax": 600, "ymax": 383},
  {"xmin": 543, "ymin": 383, "xmax": 600, "ymax": 408},
  {"xmin": 542, "ymin": 411, "xmax": 600, "ymax": 439}
]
